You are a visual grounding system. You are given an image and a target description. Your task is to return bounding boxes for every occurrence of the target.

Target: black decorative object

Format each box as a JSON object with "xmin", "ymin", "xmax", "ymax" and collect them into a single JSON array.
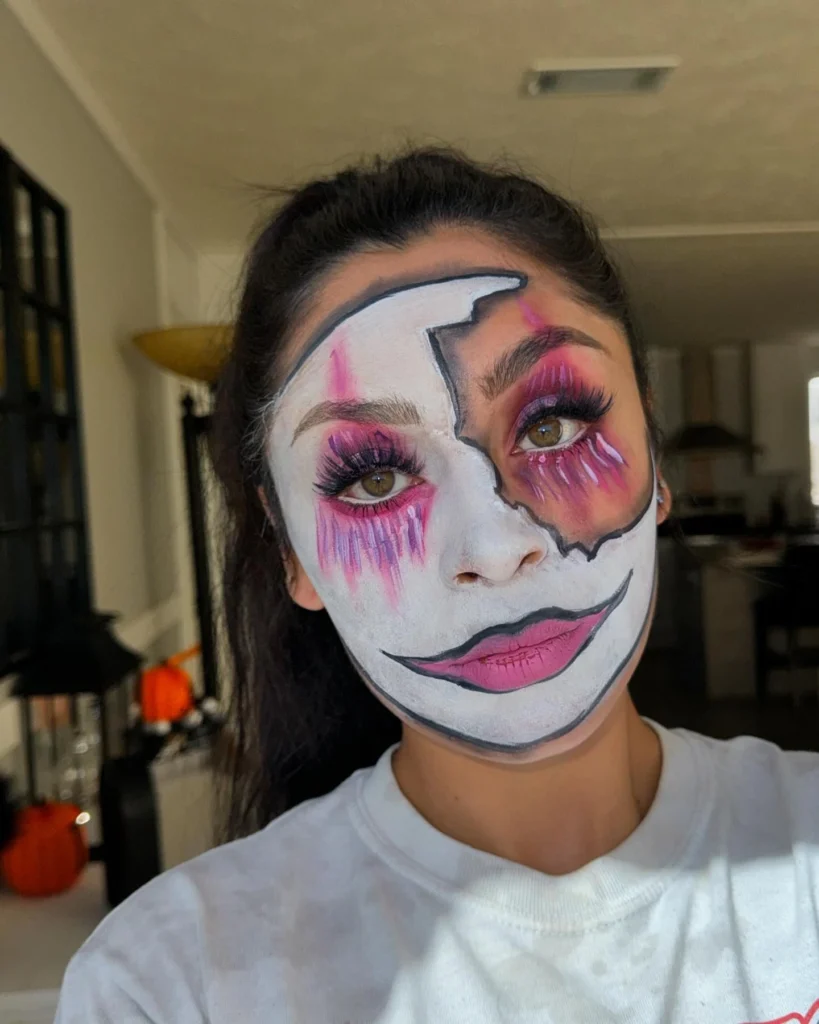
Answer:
[
  {"xmin": 132, "ymin": 322, "xmax": 229, "ymax": 702},
  {"xmin": 0, "ymin": 144, "xmax": 91, "ymax": 677},
  {"xmin": 13, "ymin": 611, "xmax": 142, "ymax": 809},
  {"xmin": 0, "ymin": 774, "xmax": 15, "ymax": 850},
  {"xmin": 99, "ymin": 755, "xmax": 160, "ymax": 907},
  {"xmin": 132, "ymin": 324, "xmax": 229, "ymax": 703},
  {"xmin": 181, "ymin": 394, "xmax": 218, "ymax": 700}
]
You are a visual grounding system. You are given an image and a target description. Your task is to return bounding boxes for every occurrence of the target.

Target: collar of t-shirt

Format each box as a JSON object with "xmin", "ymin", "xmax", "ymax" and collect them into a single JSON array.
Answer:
[{"xmin": 352, "ymin": 722, "xmax": 713, "ymax": 933}]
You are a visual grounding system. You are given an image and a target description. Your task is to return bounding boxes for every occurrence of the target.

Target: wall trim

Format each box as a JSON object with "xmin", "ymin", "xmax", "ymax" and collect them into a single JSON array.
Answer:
[{"xmin": 602, "ymin": 221, "xmax": 819, "ymax": 241}]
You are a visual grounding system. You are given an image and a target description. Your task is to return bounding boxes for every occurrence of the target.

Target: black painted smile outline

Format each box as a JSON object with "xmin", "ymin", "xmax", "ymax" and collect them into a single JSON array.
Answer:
[
  {"xmin": 382, "ymin": 570, "xmax": 632, "ymax": 692},
  {"xmin": 348, "ymin": 552, "xmax": 657, "ymax": 753}
]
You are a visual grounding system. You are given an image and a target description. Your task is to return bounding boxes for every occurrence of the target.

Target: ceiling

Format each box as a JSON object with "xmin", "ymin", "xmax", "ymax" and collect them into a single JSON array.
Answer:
[
  {"xmin": 17, "ymin": 0, "xmax": 819, "ymax": 344},
  {"xmin": 610, "ymin": 231, "xmax": 819, "ymax": 347}
]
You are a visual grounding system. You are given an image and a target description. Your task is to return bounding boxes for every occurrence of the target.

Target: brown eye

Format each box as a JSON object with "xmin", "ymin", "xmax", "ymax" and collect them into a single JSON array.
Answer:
[
  {"xmin": 526, "ymin": 417, "xmax": 563, "ymax": 448},
  {"xmin": 360, "ymin": 469, "xmax": 395, "ymax": 497}
]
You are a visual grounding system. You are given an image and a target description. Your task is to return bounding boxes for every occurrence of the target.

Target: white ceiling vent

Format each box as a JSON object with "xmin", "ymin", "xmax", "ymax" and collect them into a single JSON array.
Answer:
[{"xmin": 522, "ymin": 57, "xmax": 679, "ymax": 97}]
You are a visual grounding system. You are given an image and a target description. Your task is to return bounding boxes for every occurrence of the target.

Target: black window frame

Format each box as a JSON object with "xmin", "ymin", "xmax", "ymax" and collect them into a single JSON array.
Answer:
[{"xmin": 0, "ymin": 144, "xmax": 91, "ymax": 677}]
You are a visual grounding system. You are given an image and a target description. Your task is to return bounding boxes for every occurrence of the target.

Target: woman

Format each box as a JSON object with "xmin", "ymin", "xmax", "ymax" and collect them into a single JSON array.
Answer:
[{"xmin": 57, "ymin": 149, "xmax": 819, "ymax": 1024}]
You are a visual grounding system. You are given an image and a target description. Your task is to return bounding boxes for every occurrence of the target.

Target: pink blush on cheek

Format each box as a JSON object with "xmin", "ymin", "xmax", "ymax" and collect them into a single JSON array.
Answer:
[{"xmin": 315, "ymin": 483, "xmax": 435, "ymax": 603}]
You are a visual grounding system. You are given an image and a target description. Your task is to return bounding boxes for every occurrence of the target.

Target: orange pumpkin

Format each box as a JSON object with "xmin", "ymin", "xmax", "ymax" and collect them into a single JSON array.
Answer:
[
  {"xmin": 1, "ymin": 801, "xmax": 88, "ymax": 897},
  {"xmin": 140, "ymin": 661, "xmax": 194, "ymax": 723}
]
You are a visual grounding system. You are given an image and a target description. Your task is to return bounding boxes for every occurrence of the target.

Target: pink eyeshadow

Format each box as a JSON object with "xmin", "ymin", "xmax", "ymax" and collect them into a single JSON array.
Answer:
[{"xmin": 521, "ymin": 360, "xmax": 576, "ymax": 405}]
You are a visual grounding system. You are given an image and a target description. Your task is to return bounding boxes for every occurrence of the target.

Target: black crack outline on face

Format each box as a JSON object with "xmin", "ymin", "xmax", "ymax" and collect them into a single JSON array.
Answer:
[
  {"xmin": 423, "ymin": 283, "xmax": 655, "ymax": 562},
  {"xmin": 274, "ymin": 268, "xmax": 655, "ymax": 563},
  {"xmin": 274, "ymin": 268, "xmax": 526, "ymax": 400},
  {"xmin": 382, "ymin": 570, "xmax": 631, "ymax": 691},
  {"xmin": 344, "ymin": 555, "xmax": 657, "ymax": 754}
]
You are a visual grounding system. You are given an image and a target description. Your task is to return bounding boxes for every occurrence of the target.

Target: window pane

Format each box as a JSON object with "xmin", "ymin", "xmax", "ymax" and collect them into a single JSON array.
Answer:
[
  {"xmin": 43, "ymin": 208, "xmax": 61, "ymax": 306},
  {"xmin": 0, "ymin": 537, "xmax": 8, "ymax": 670},
  {"xmin": 64, "ymin": 526, "xmax": 80, "ymax": 605},
  {"xmin": 16, "ymin": 186, "xmax": 34, "ymax": 293},
  {"xmin": 0, "ymin": 414, "xmax": 12, "ymax": 523},
  {"xmin": 28, "ymin": 429, "xmax": 45, "ymax": 522},
  {"xmin": 8, "ymin": 533, "xmax": 37, "ymax": 656},
  {"xmin": 38, "ymin": 528, "xmax": 55, "ymax": 622},
  {"xmin": 50, "ymin": 321, "xmax": 68, "ymax": 414},
  {"xmin": 810, "ymin": 378, "xmax": 819, "ymax": 506},
  {"xmin": 23, "ymin": 305, "xmax": 40, "ymax": 404},
  {"xmin": 59, "ymin": 434, "xmax": 75, "ymax": 519},
  {"xmin": 38, "ymin": 419, "xmax": 72, "ymax": 523},
  {"xmin": 2, "ymin": 411, "xmax": 27, "ymax": 526},
  {"xmin": 1, "ymin": 150, "xmax": 87, "ymax": 673},
  {"xmin": 39, "ymin": 421, "xmax": 60, "ymax": 522},
  {"xmin": 0, "ymin": 290, "xmax": 5, "ymax": 400}
]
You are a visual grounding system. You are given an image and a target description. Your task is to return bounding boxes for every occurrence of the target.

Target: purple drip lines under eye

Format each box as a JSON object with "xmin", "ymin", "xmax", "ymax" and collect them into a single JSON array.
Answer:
[
  {"xmin": 519, "ymin": 431, "xmax": 627, "ymax": 505},
  {"xmin": 315, "ymin": 485, "xmax": 432, "ymax": 602}
]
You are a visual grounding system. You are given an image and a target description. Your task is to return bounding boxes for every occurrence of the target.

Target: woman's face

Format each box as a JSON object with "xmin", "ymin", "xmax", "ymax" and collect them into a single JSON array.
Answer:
[{"xmin": 266, "ymin": 227, "xmax": 666, "ymax": 758}]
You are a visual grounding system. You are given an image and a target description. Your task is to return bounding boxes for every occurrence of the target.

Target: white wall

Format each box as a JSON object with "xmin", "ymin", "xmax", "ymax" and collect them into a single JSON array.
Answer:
[
  {"xmin": 0, "ymin": 5, "xmax": 200, "ymax": 763},
  {"xmin": 198, "ymin": 248, "xmax": 243, "ymax": 324},
  {"xmin": 139, "ymin": 214, "xmax": 202, "ymax": 661},
  {"xmin": 195, "ymin": 248, "xmax": 245, "ymax": 695},
  {"xmin": 1, "ymin": 0, "xmax": 162, "ymax": 624}
]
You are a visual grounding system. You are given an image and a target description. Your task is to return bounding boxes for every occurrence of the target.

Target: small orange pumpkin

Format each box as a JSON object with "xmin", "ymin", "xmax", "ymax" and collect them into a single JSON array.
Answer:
[
  {"xmin": 1, "ymin": 801, "xmax": 88, "ymax": 897},
  {"xmin": 139, "ymin": 661, "xmax": 194, "ymax": 723}
]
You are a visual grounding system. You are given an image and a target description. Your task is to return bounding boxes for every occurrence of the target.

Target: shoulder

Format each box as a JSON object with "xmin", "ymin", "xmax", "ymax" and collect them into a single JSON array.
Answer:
[
  {"xmin": 103, "ymin": 762, "xmax": 369, "ymax": 926},
  {"xmin": 672, "ymin": 726, "xmax": 819, "ymax": 847},
  {"xmin": 56, "ymin": 768, "xmax": 374, "ymax": 1022}
]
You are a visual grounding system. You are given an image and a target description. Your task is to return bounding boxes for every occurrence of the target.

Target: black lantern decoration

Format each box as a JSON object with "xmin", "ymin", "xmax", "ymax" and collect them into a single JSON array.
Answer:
[{"xmin": 13, "ymin": 610, "xmax": 142, "ymax": 847}]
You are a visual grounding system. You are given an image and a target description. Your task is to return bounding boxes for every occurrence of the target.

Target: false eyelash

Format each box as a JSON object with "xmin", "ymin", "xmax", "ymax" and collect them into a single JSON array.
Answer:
[
  {"xmin": 515, "ymin": 383, "xmax": 612, "ymax": 443},
  {"xmin": 314, "ymin": 432, "xmax": 423, "ymax": 497}
]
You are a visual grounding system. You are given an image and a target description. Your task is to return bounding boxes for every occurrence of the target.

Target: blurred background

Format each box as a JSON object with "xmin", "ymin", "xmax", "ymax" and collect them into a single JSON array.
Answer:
[{"xmin": 2, "ymin": 0, "xmax": 819, "ymax": 1016}]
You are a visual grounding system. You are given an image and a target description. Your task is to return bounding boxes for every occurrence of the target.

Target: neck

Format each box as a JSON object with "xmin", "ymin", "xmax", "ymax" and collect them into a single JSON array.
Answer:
[{"xmin": 392, "ymin": 695, "xmax": 662, "ymax": 876}]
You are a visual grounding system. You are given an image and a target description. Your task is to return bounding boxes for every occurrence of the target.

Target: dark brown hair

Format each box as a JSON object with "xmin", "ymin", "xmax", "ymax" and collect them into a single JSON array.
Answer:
[{"xmin": 212, "ymin": 147, "xmax": 653, "ymax": 837}]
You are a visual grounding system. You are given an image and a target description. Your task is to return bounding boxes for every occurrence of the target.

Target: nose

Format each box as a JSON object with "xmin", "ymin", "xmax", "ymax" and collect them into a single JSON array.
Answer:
[{"xmin": 443, "ymin": 498, "xmax": 547, "ymax": 587}]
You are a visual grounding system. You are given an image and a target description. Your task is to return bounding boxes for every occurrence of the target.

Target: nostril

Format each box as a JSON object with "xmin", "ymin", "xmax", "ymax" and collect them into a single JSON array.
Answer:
[
  {"xmin": 519, "ymin": 549, "xmax": 544, "ymax": 570},
  {"xmin": 453, "ymin": 548, "xmax": 544, "ymax": 585}
]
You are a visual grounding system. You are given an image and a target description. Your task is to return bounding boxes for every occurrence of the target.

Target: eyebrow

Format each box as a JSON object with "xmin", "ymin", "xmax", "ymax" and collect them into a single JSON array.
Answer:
[
  {"xmin": 291, "ymin": 397, "xmax": 421, "ymax": 444},
  {"xmin": 477, "ymin": 326, "xmax": 608, "ymax": 401}
]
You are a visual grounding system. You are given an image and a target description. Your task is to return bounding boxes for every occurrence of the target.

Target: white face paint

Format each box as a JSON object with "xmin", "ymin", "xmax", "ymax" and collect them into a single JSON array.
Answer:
[{"xmin": 268, "ymin": 273, "xmax": 656, "ymax": 752}]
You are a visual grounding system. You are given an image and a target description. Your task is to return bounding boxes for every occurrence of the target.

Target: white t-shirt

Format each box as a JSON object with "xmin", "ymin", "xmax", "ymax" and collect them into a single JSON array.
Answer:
[{"xmin": 56, "ymin": 723, "xmax": 819, "ymax": 1024}]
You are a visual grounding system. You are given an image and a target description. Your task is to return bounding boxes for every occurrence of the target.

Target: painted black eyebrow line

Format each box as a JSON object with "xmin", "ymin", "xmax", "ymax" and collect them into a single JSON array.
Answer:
[
  {"xmin": 276, "ymin": 268, "xmax": 526, "ymax": 397},
  {"xmin": 478, "ymin": 327, "xmax": 609, "ymax": 401},
  {"xmin": 291, "ymin": 397, "xmax": 421, "ymax": 444}
]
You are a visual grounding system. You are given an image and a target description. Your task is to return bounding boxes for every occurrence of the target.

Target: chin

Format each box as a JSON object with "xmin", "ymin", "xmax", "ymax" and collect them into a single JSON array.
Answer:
[
  {"xmin": 363, "ymin": 591, "xmax": 655, "ymax": 768},
  {"xmin": 395, "ymin": 672, "xmax": 634, "ymax": 767}
]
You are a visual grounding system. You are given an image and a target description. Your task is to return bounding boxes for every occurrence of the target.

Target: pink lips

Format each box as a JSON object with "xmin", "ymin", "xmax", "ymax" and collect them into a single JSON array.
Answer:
[{"xmin": 391, "ymin": 575, "xmax": 630, "ymax": 694}]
